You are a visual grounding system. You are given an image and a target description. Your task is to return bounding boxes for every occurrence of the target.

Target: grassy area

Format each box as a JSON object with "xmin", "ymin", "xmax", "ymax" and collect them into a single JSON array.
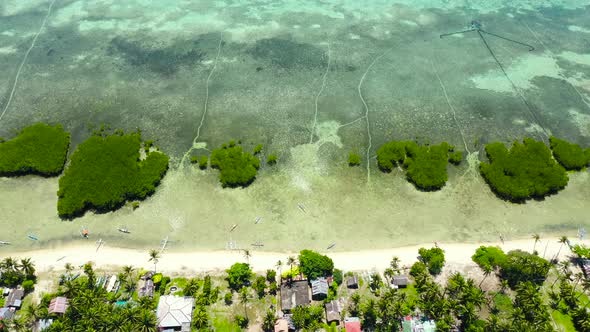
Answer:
[
  {"xmin": 552, "ymin": 310, "xmax": 576, "ymax": 332},
  {"xmin": 0, "ymin": 123, "xmax": 70, "ymax": 176},
  {"xmin": 212, "ymin": 317, "xmax": 241, "ymax": 332},
  {"xmin": 57, "ymin": 132, "xmax": 169, "ymax": 218}
]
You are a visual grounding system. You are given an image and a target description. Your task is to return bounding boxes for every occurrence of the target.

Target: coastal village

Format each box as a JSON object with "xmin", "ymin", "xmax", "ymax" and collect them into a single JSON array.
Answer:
[{"xmin": 2, "ymin": 237, "xmax": 590, "ymax": 331}]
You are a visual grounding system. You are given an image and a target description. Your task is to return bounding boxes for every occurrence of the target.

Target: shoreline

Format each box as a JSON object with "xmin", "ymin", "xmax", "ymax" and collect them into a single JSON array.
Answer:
[{"xmin": 4, "ymin": 236, "xmax": 588, "ymax": 275}]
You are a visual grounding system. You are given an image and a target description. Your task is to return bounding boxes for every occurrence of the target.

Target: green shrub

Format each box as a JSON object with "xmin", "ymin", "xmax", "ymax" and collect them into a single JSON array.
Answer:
[
  {"xmin": 198, "ymin": 156, "xmax": 208, "ymax": 170},
  {"xmin": 404, "ymin": 142, "xmax": 453, "ymax": 191},
  {"xmin": 144, "ymin": 139, "xmax": 154, "ymax": 152},
  {"xmin": 57, "ymin": 133, "xmax": 169, "ymax": 218},
  {"xmin": 409, "ymin": 262, "xmax": 428, "ymax": 278},
  {"xmin": 332, "ymin": 269, "xmax": 343, "ymax": 285},
  {"xmin": 267, "ymin": 154, "xmax": 278, "ymax": 165},
  {"xmin": 252, "ymin": 276, "xmax": 266, "ymax": 298},
  {"xmin": 253, "ymin": 144, "xmax": 263, "ymax": 155},
  {"xmin": 22, "ymin": 279, "xmax": 35, "ymax": 293},
  {"xmin": 265, "ymin": 269, "xmax": 276, "ymax": 283},
  {"xmin": 234, "ymin": 315, "xmax": 249, "ymax": 328},
  {"xmin": 131, "ymin": 201, "xmax": 140, "ymax": 210},
  {"xmin": 152, "ymin": 273, "xmax": 163, "ymax": 284},
  {"xmin": 549, "ymin": 136, "xmax": 589, "ymax": 170},
  {"xmin": 0, "ymin": 123, "xmax": 70, "ymax": 176},
  {"xmin": 348, "ymin": 152, "xmax": 361, "ymax": 166},
  {"xmin": 376, "ymin": 141, "xmax": 414, "ymax": 171},
  {"xmin": 190, "ymin": 156, "xmax": 199, "ymax": 164},
  {"xmin": 479, "ymin": 138, "xmax": 568, "ymax": 202},
  {"xmin": 224, "ymin": 292, "xmax": 233, "ymax": 305},
  {"xmin": 210, "ymin": 143, "xmax": 260, "ymax": 187},
  {"xmin": 448, "ymin": 151, "xmax": 463, "ymax": 165},
  {"xmin": 471, "ymin": 246, "xmax": 507, "ymax": 270},
  {"xmin": 225, "ymin": 263, "xmax": 252, "ymax": 291},
  {"xmin": 299, "ymin": 250, "xmax": 334, "ymax": 279},
  {"xmin": 418, "ymin": 247, "xmax": 445, "ymax": 275}
]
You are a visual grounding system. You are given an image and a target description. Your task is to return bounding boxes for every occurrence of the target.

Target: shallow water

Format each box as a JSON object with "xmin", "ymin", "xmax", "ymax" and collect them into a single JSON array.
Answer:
[{"xmin": 0, "ymin": 0, "xmax": 589, "ymax": 253}]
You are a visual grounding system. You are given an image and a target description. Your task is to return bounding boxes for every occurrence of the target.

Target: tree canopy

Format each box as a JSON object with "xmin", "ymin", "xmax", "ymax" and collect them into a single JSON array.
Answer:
[
  {"xmin": 0, "ymin": 123, "xmax": 70, "ymax": 176},
  {"xmin": 499, "ymin": 250, "xmax": 551, "ymax": 289},
  {"xmin": 418, "ymin": 247, "xmax": 445, "ymax": 275},
  {"xmin": 298, "ymin": 250, "xmax": 334, "ymax": 279},
  {"xmin": 479, "ymin": 138, "xmax": 568, "ymax": 202},
  {"xmin": 57, "ymin": 132, "xmax": 169, "ymax": 218},
  {"xmin": 225, "ymin": 263, "xmax": 253, "ymax": 291},
  {"xmin": 471, "ymin": 246, "xmax": 507, "ymax": 271},
  {"xmin": 210, "ymin": 142, "xmax": 260, "ymax": 187}
]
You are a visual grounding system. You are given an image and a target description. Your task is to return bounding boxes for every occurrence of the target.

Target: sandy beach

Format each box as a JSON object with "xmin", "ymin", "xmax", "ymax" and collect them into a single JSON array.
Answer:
[{"xmin": 5, "ymin": 236, "xmax": 586, "ymax": 275}]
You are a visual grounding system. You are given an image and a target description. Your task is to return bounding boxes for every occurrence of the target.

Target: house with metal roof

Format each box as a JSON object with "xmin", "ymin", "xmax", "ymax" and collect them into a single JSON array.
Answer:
[
  {"xmin": 48, "ymin": 297, "xmax": 69, "ymax": 315},
  {"xmin": 5, "ymin": 289, "xmax": 24, "ymax": 309},
  {"xmin": 391, "ymin": 275, "xmax": 409, "ymax": 288},
  {"xmin": 324, "ymin": 300, "xmax": 341, "ymax": 324},
  {"xmin": 346, "ymin": 275, "xmax": 359, "ymax": 289},
  {"xmin": 156, "ymin": 295, "xmax": 195, "ymax": 332},
  {"xmin": 280, "ymin": 280, "xmax": 311, "ymax": 312},
  {"xmin": 310, "ymin": 278, "xmax": 329, "ymax": 300},
  {"xmin": 344, "ymin": 317, "xmax": 361, "ymax": 332}
]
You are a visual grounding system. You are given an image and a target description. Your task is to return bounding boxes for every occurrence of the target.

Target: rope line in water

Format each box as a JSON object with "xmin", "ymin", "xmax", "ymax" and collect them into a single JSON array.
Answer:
[
  {"xmin": 476, "ymin": 30, "xmax": 549, "ymax": 140},
  {"xmin": 0, "ymin": 0, "xmax": 57, "ymax": 123},
  {"xmin": 309, "ymin": 43, "xmax": 331, "ymax": 144}
]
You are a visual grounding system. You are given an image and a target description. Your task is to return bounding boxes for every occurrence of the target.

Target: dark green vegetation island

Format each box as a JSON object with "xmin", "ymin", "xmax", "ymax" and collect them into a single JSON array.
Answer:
[
  {"xmin": 57, "ymin": 131, "xmax": 169, "ymax": 218},
  {"xmin": 549, "ymin": 136, "xmax": 590, "ymax": 171},
  {"xmin": 377, "ymin": 140, "xmax": 462, "ymax": 191},
  {"xmin": 210, "ymin": 141, "xmax": 260, "ymax": 188},
  {"xmin": 480, "ymin": 137, "xmax": 569, "ymax": 202},
  {"xmin": 0, "ymin": 123, "xmax": 70, "ymax": 177}
]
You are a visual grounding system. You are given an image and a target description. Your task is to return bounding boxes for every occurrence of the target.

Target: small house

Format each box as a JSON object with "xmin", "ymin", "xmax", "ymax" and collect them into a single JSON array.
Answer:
[
  {"xmin": 324, "ymin": 300, "xmax": 341, "ymax": 324},
  {"xmin": 391, "ymin": 275, "xmax": 409, "ymax": 288},
  {"xmin": 0, "ymin": 307, "xmax": 14, "ymax": 321},
  {"xmin": 33, "ymin": 319, "xmax": 54, "ymax": 332},
  {"xmin": 344, "ymin": 317, "xmax": 361, "ymax": 332},
  {"xmin": 346, "ymin": 275, "xmax": 359, "ymax": 289},
  {"xmin": 280, "ymin": 280, "xmax": 311, "ymax": 312},
  {"xmin": 48, "ymin": 297, "xmax": 69, "ymax": 315},
  {"xmin": 274, "ymin": 318, "xmax": 290, "ymax": 332},
  {"xmin": 5, "ymin": 289, "xmax": 24, "ymax": 308},
  {"xmin": 310, "ymin": 278, "xmax": 329, "ymax": 300},
  {"xmin": 156, "ymin": 295, "xmax": 195, "ymax": 332},
  {"xmin": 402, "ymin": 316, "xmax": 436, "ymax": 332},
  {"xmin": 138, "ymin": 278, "xmax": 155, "ymax": 298}
]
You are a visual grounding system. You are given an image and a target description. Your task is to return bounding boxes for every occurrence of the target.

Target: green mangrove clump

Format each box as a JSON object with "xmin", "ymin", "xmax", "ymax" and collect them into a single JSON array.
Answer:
[
  {"xmin": 210, "ymin": 142, "xmax": 260, "ymax": 187},
  {"xmin": 479, "ymin": 138, "xmax": 568, "ymax": 202},
  {"xmin": 549, "ymin": 136, "xmax": 589, "ymax": 170},
  {"xmin": 253, "ymin": 144, "xmax": 263, "ymax": 155},
  {"xmin": 348, "ymin": 152, "xmax": 361, "ymax": 166},
  {"xmin": 267, "ymin": 154, "xmax": 278, "ymax": 165},
  {"xmin": 404, "ymin": 142, "xmax": 454, "ymax": 191},
  {"xmin": 376, "ymin": 140, "xmax": 459, "ymax": 191},
  {"xmin": 448, "ymin": 151, "xmax": 463, "ymax": 165},
  {"xmin": 57, "ymin": 132, "xmax": 169, "ymax": 218},
  {"xmin": 0, "ymin": 123, "xmax": 70, "ymax": 176},
  {"xmin": 198, "ymin": 156, "xmax": 208, "ymax": 170}
]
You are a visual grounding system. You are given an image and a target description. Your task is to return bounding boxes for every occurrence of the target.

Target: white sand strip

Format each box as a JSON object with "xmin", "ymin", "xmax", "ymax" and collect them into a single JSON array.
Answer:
[{"xmin": 5, "ymin": 237, "xmax": 588, "ymax": 275}]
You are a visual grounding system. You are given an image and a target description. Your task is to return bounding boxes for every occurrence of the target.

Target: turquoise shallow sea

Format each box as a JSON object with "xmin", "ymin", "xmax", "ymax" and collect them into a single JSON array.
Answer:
[{"xmin": 0, "ymin": 0, "xmax": 589, "ymax": 253}]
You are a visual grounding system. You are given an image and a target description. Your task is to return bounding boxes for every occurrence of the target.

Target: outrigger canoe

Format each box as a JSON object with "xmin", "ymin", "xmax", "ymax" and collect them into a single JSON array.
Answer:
[
  {"xmin": 28, "ymin": 235, "xmax": 38, "ymax": 241},
  {"xmin": 118, "ymin": 228, "xmax": 130, "ymax": 234}
]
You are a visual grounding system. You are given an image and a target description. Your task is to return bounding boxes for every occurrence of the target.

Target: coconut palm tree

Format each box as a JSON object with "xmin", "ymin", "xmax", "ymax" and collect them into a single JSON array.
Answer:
[
  {"xmin": 122, "ymin": 265, "xmax": 134, "ymax": 280},
  {"xmin": 1, "ymin": 257, "xmax": 16, "ymax": 271},
  {"xmin": 262, "ymin": 310, "xmax": 275, "ymax": 332},
  {"xmin": 479, "ymin": 265, "xmax": 493, "ymax": 288},
  {"xmin": 556, "ymin": 236, "xmax": 569, "ymax": 261},
  {"xmin": 390, "ymin": 256, "xmax": 401, "ymax": 273},
  {"xmin": 532, "ymin": 233, "xmax": 541, "ymax": 253},
  {"xmin": 275, "ymin": 260, "xmax": 283, "ymax": 283},
  {"xmin": 243, "ymin": 249, "xmax": 251, "ymax": 265},
  {"xmin": 184, "ymin": 278, "xmax": 200, "ymax": 297},
  {"xmin": 239, "ymin": 287, "xmax": 250, "ymax": 319},
  {"xmin": 18, "ymin": 258, "xmax": 35, "ymax": 278},
  {"xmin": 287, "ymin": 256, "xmax": 296, "ymax": 272},
  {"xmin": 192, "ymin": 305, "xmax": 209, "ymax": 329},
  {"xmin": 133, "ymin": 308, "xmax": 158, "ymax": 332},
  {"xmin": 64, "ymin": 263, "xmax": 74, "ymax": 275},
  {"xmin": 148, "ymin": 249, "xmax": 160, "ymax": 273}
]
